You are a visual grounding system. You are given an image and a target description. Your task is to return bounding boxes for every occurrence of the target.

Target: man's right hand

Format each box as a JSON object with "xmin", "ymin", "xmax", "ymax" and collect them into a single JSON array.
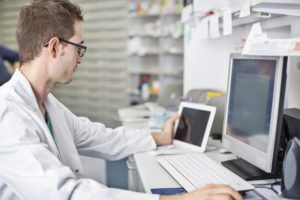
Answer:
[{"xmin": 160, "ymin": 184, "xmax": 243, "ymax": 200}]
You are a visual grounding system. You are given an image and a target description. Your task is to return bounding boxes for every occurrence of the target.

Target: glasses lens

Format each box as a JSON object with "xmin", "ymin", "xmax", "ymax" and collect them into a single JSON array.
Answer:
[{"xmin": 79, "ymin": 47, "xmax": 86, "ymax": 57}]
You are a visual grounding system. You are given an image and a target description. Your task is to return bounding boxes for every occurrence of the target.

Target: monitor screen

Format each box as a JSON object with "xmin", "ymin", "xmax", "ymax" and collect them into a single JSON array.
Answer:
[
  {"xmin": 223, "ymin": 54, "xmax": 286, "ymax": 174},
  {"xmin": 227, "ymin": 59, "xmax": 276, "ymax": 153},
  {"xmin": 175, "ymin": 107, "xmax": 210, "ymax": 146}
]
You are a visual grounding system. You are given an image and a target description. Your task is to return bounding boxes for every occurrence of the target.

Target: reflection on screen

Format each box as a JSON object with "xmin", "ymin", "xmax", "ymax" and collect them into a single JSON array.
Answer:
[
  {"xmin": 175, "ymin": 107, "xmax": 210, "ymax": 146},
  {"xmin": 227, "ymin": 59, "xmax": 276, "ymax": 152}
]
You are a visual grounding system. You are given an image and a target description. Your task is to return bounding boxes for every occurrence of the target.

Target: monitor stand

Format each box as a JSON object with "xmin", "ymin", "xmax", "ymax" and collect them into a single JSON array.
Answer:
[{"xmin": 222, "ymin": 158, "xmax": 280, "ymax": 181}]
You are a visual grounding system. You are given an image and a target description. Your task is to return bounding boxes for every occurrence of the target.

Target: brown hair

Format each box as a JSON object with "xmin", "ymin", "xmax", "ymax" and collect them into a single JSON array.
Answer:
[{"xmin": 16, "ymin": 0, "xmax": 83, "ymax": 65}]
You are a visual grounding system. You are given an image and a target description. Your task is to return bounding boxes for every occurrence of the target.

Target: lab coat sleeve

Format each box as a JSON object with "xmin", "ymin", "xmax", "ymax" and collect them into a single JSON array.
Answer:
[
  {"xmin": 60, "ymin": 101, "xmax": 157, "ymax": 160},
  {"xmin": 0, "ymin": 102, "xmax": 159, "ymax": 200}
]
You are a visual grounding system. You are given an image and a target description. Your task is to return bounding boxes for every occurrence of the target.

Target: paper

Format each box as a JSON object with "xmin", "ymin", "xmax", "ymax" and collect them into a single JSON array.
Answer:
[
  {"xmin": 184, "ymin": 24, "xmax": 193, "ymax": 44},
  {"xmin": 209, "ymin": 13, "xmax": 220, "ymax": 38},
  {"xmin": 242, "ymin": 23, "xmax": 300, "ymax": 56},
  {"xmin": 223, "ymin": 8, "xmax": 232, "ymax": 36},
  {"xmin": 197, "ymin": 17, "xmax": 209, "ymax": 39},
  {"xmin": 193, "ymin": 0, "xmax": 201, "ymax": 13},
  {"xmin": 239, "ymin": 2, "xmax": 251, "ymax": 18},
  {"xmin": 181, "ymin": 4, "xmax": 193, "ymax": 23}
]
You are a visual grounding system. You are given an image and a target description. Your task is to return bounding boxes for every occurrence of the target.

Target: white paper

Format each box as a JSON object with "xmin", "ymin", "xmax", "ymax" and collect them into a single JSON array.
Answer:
[
  {"xmin": 184, "ymin": 24, "xmax": 193, "ymax": 44},
  {"xmin": 242, "ymin": 23, "xmax": 300, "ymax": 56},
  {"xmin": 198, "ymin": 17, "xmax": 209, "ymax": 39},
  {"xmin": 223, "ymin": 8, "xmax": 232, "ymax": 36},
  {"xmin": 193, "ymin": 0, "xmax": 201, "ymax": 13},
  {"xmin": 181, "ymin": 4, "xmax": 193, "ymax": 23},
  {"xmin": 239, "ymin": 2, "xmax": 251, "ymax": 18},
  {"xmin": 209, "ymin": 14, "xmax": 220, "ymax": 38}
]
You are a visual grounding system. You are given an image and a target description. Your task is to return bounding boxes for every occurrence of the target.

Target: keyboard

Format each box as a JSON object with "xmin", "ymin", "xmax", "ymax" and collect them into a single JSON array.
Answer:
[{"xmin": 158, "ymin": 153, "xmax": 254, "ymax": 192}]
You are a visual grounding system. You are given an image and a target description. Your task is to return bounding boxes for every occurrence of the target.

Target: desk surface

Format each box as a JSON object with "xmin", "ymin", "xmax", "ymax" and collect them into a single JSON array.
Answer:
[{"xmin": 134, "ymin": 141, "xmax": 283, "ymax": 199}]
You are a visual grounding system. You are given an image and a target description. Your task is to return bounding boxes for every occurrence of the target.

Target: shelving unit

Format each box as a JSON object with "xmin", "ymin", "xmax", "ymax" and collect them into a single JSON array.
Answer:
[{"xmin": 128, "ymin": 0, "xmax": 183, "ymax": 104}]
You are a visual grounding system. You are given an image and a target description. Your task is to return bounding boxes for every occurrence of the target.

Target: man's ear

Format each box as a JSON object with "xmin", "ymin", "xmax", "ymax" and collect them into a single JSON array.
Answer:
[{"xmin": 47, "ymin": 37, "xmax": 60, "ymax": 58}]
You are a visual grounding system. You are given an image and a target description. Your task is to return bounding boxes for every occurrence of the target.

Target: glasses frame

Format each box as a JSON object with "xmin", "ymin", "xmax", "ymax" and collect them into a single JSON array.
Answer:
[
  {"xmin": 58, "ymin": 37, "xmax": 87, "ymax": 57},
  {"xmin": 44, "ymin": 37, "xmax": 87, "ymax": 57}
]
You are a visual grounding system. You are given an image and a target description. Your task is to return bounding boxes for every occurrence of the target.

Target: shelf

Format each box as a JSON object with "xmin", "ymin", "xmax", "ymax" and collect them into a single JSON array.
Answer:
[
  {"xmin": 128, "ymin": 33, "xmax": 183, "ymax": 38},
  {"xmin": 129, "ymin": 12, "xmax": 181, "ymax": 18},
  {"xmin": 129, "ymin": 52, "xmax": 159, "ymax": 56},
  {"xmin": 161, "ymin": 50, "xmax": 183, "ymax": 55},
  {"xmin": 129, "ymin": 69, "xmax": 184, "ymax": 76},
  {"xmin": 129, "ymin": 68, "xmax": 160, "ymax": 75},
  {"xmin": 217, "ymin": 0, "xmax": 300, "ymax": 29},
  {"xmin": 161, "ymin": 71, "xmax": 183, "ymax": 76},
  {"xmin": 129, "ymin": 51, "xmax": 183, "ymax": 56},
  {"xmin": 251, "ymin": 0, "xmax": 300, "ymax": 16}
]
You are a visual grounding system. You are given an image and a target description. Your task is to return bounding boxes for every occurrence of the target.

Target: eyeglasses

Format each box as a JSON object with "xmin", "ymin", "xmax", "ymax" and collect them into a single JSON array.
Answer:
[
  {"xmin": 58, "ymin": 37, "xmax": 87, "ymax": 57},
  {"xmin": 44, "ymin": 37, "xmax": 87, "ymax": 57}
]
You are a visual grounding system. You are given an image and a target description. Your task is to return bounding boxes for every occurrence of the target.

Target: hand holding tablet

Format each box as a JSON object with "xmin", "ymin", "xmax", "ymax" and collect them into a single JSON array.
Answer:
[{"xmin": 173, "ymin": 102, "xmax": 216, "ymax": 152}]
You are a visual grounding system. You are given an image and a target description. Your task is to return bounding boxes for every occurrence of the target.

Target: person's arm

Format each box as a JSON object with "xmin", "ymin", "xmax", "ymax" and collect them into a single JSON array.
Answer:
[
  {"xmin": 0, "ymin": 45, "xmax": 20, "ymax": 64},
  {"xmin": 51, "ymin": 95, "xmax": 157, "ymax": 160},
  {"xmin": 0, "ymin": 45, "xmax": 20, "ymax": 73},
  {"xmin": 160, "ymin": 184, "xmax": 243, "ymax": 200}
]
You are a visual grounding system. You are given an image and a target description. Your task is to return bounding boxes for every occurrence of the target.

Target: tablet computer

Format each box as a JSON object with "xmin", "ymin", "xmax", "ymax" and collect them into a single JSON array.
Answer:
[{"xmin": 173, "ymin": 102, "xmax": 216, "ymax": 152}]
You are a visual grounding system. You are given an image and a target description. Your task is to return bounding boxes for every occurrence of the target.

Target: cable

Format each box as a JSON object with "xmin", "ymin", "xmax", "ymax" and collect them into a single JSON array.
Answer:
[{"xmin": 254, "ymin": 179, "xmax": 281, "ymax": 195}]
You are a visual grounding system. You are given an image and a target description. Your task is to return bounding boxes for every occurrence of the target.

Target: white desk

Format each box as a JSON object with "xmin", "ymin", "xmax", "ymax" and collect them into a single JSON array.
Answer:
[{"xmin": 133, "ymin": 142, "xmax": 283, "ymax": 200}]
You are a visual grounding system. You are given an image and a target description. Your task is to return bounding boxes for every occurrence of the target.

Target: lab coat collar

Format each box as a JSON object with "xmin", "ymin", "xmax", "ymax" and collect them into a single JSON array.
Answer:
[{"xmin": 9, "ymin": 69, "xmax": 40, "ymax": 113}]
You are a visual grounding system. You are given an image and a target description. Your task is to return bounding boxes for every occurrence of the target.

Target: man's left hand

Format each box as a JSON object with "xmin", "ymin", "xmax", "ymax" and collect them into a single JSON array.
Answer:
[{"xmin": 151, "ymin": 114, "xmax": 180, "ymax": 146}]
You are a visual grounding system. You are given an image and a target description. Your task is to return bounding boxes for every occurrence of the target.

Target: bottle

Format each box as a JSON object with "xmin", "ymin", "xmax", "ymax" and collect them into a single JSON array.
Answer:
[{"xmin": 141, "ymin": 83, "xmax": 150, "ymax": 101}]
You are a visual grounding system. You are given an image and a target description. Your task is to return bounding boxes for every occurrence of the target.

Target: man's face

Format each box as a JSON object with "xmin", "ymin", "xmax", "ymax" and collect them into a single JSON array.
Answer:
[{"xmin": 53, "ymin": 20, "xmax": 84, "ymax": 84}]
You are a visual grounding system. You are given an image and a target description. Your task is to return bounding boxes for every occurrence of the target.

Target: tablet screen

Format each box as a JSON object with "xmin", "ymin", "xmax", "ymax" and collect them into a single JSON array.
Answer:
[{"xmin": 174, "ymin": 107, "xmax": 211, "ymax": 147}]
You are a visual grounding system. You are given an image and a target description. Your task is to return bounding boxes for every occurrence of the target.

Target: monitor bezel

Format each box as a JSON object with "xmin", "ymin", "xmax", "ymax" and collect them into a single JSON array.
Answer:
[
  {"xmin": 173, "ymin": 102, "xmax": 216, "ymax": 152},
  {"xmin": 222, "ymin": 54, "xmax": 286, "ymax": 173}
]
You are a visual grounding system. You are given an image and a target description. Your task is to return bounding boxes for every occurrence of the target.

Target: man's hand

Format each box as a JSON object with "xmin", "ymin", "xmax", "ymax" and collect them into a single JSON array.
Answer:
[
  {"xmin": 151, "ymin": 114, "xmax": 180, "ymax": 146},
  {"xmin": 160, "ymin": 184, "xmax": 243, "ymax": 200}
]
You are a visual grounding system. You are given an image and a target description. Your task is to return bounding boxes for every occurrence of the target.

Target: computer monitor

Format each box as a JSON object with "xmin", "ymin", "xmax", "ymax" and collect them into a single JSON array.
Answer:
[{"xmin": 222, "ymin": 54, "xmax": 287, "ymax": 180}]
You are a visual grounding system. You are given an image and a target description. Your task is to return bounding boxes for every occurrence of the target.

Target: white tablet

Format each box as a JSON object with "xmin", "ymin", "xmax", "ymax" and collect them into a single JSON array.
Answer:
[{"xmin": 173, "ymin": 102, "xmax": 216, "ymax": 152}]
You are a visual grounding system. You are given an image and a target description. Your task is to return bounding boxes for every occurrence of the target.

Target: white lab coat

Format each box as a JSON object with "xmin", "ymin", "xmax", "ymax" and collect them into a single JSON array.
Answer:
[{"xmin": 0, "ymin": 70, "xmax": 159, "ymax": 200}]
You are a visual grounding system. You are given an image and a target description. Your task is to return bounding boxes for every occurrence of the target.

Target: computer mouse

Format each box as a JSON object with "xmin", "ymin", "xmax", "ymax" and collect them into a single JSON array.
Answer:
[{"xmin": 219, "ymin": 148, "xmax": 231, "ymax": 154}]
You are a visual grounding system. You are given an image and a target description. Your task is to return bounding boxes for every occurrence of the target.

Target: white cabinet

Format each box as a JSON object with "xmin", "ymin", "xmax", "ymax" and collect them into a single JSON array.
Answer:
[{"xmin": 128, "ymin": 0, "xmax": 183, "ymax": 104}]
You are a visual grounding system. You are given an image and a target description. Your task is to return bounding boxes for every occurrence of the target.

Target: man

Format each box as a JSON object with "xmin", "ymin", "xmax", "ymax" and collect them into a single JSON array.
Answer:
[
  {"xmin": 0, "ymin": 0, "xmax": 242, "ymax": 199},
  {"xmin": 0, "ymin": 45, "xmax": 20, "ymax": 85}
]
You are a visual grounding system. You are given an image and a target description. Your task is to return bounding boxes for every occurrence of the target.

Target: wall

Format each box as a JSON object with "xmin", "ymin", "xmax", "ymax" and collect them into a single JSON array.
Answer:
[
  {"xmin": 288, "ymin": 20, "xmax": 300, "ymax": 108},
  {"xmin": 184, "ymin": 25, "xmax": 248, "ymax": 94}
]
